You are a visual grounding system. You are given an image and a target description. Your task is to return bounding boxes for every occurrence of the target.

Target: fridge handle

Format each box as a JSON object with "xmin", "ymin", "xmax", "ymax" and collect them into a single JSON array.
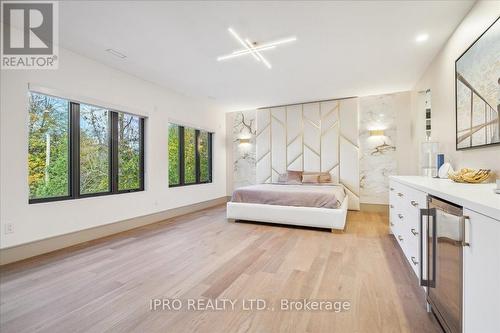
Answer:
[
  {"xmin": 461, "ymin": 216, "xmax": 470, "ymax": 247},
  {"xmin": 420, "ymin": 208, "xmax": 436, "ymax": 288},
  {"xmin": 420, "ymin": 208, "xmax": 429, "ymax": 287},
  {"xmin": 429, "ymin": 208, "xmax": 436, "ymax": 288}
]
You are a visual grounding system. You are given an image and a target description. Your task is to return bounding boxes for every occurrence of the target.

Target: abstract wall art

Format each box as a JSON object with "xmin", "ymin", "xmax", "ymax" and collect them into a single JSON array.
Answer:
[{"xmin": 455, "ymin": 17, "xmax": 500, "ymax": 150}]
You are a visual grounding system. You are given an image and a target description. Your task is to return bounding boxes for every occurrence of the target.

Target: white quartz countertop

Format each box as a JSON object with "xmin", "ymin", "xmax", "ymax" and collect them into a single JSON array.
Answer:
[{"xmin": 390, "ymin": 176, "xmax": 500, "ymax": 221}]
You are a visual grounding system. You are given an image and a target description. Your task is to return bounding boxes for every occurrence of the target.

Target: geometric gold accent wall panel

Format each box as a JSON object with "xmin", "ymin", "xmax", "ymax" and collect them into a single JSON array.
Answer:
[
  {"xmin": 339, "ymin": 98, "xmax": 359, "ymax": 146},
  {"xmin": 320, "ymin": 100, "xmax": 339, "ymax": 181},
  {"xmin": 303, "ymin": 103, "xmax": 321, "ymax": 172},
  {"xmin": 256, "ymin": 97, "xmax": 360, "ymax": 210},
  {"xmin": 256, "ymin": 108, "xmax": 271, "ymax": 183},
  {"xmin": 340, "ymin": 136, "xmax": 360, "ymax": 210},
  {"xmin": 271, "ymin": 107, "xmax": 286, "ymax": 182},
  {"xmin": 339, "ymin": 98, "xmax": 360, "ymax": 210},
  {"xmin": 286, "ymin": 104, "xmax": 303, "ymax": 171}
]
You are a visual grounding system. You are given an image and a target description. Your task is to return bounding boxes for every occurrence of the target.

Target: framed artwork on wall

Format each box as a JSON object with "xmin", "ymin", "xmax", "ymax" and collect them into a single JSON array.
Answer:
[{"xmin": 455, "ymin": 16, "xmax": 499, "ymax": 150}]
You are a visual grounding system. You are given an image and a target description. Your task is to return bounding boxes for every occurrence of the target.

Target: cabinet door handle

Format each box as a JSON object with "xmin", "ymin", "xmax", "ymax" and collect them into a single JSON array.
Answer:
[
  {"xmin": 398, "ymin": 235, "xmax": 403, "ymax": 241},
  {"xmin": 397, "ymin": 192, "xmax": 404, "ymax": 197},
  {"xmin": 398, "ymin": 213, "xmax": 404, "ymax": 219},
  {"xmin": 410, "ymin": 200, "xmax": 419, "ymax": 207},
  {"xmin": 411, "ymin": 228, "xmax": 418, "ymax": 236},
  {"xmin": 390, "ymin": 187, "xmax": 394, "ymax": 191},
  {"xmin": 390, "ymin": 204, "xmax": 394, "ymax": 209},
  {"xmin": 411, "ymin": 256, "xmax": 418, "ymax": 265}
]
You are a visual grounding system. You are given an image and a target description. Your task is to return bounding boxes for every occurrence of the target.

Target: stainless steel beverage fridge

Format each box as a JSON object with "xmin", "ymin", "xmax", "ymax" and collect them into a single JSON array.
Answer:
[{"xmin": 420, "ymin": 196, "xmax": 470, "ymax": 333}]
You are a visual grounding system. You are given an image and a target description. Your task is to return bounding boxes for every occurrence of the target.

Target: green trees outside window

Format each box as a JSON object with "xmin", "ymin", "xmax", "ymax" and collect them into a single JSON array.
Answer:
[
  {"xmin": 168, "ymin": 124, "xmax": 180, "ymax": 185},
  {"xmin": 28, "ymin": 93, "xmax": 70, "ymax": 199},
  {"xmin": 199, "ymin": 131, "xmax": 210, "ymax": 182},
  {"xmin": 168, "ymin": 124, "xmax": 212, "ymax": 187},
  {"xmin": 79, "ymin": 104, "xmax": 110, "ymax": 195},
  {"xmin": 118, "ymin": 114, "xmax": 141, "ymax": 191},
  {"xmin": 184, "ymin": 127, "xmax": 196, "ymax": 184},
  {"xmin": 28, "ymin": 91, "xmax": 144, "ymax": 203}
]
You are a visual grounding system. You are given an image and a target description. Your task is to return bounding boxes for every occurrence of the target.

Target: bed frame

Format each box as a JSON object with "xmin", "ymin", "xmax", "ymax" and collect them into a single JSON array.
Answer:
[{"xmin": 226, "ymin": 196, "xmax": 348, "ymax": 232}]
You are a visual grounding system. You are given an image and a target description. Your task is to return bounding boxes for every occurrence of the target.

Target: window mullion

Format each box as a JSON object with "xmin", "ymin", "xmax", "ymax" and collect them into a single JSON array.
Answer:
[
  {"xmin": 208, "ymin": 132, "xmax": 213, "ymax": 183},
  {"xmin": 139, "ymin": 118, "xmax": 145, "ymax": 191},
  {"xmin": 179, "ymin": 126, "xmax": 185, "ymax": 186},
  {"xmin": 70, "ymin": 102, "xmax": 80, "ymax": 199},
  {"xmin": 110, "ymin": 111, "xmax": 119, "ymax": 193},
  {"xmin": 195, "ymin": 129, "xmax": 200, "ymax": 184}
]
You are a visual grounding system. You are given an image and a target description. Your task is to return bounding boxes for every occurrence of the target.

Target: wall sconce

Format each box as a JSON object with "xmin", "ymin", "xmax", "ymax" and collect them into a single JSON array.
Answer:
[
  {"xmin": 238, "ymin": 138, "xmax": 251, "ymax": 145},
  {"xmin": 369, "ymin": 130, "xmax": 385, "ymax": 137}
]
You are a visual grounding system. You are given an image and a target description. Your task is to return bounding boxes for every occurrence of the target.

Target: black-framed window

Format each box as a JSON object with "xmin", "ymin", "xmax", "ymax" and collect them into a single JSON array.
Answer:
[
  {"xmin": 28, "ymin": 91, "xmax": 145, "ymax": 204},
  {"xmin": 168, "ymin": 123, "xmax": 212, "ymax": 187}
]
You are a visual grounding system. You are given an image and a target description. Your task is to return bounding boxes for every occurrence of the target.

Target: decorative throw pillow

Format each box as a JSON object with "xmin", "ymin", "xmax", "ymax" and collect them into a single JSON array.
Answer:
[
  {"xmin": 302, "ymin": 171, "xmax": 331, "ymax": 182},
  {"xmin": 300, "ymin": 171, "xmax": 335, "ymax": 183},
  {"xmin": 287, "ymin": 170, "xmax": 303, "ymax": 183},
  {"xmin": 278, "ymin": 173, "xmax": 288, "ymax": 182},
  {"xmin": 319, "ymin": 172, "xmax": 332, "ymax": 183},
  {"xmin": 302, "ymin": 174, "xmax": 319, "ymax": 183}
]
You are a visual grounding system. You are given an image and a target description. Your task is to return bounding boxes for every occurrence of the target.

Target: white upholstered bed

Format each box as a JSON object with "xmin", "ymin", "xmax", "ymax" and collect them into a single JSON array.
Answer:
[{"xmin": 226, "ymin": 183, "xmax": 348, "ymax": 231}]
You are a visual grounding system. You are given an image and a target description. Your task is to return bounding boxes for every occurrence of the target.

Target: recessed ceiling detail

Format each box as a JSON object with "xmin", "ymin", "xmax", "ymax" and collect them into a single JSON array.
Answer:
[
  {"xmin": 105, "ymin": 48, "xmax": 127, "ymax": 59},
  {"xmin": 415, "ymin": 33, "xmax": 429, "ymax": 43},
  {"xmin": 217, "ymin": 27, "xmax": 296, "ymax": 69}
]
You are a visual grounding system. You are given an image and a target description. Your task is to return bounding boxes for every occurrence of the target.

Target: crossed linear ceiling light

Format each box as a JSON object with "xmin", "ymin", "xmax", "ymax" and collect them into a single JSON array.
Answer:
[{"xmin": 217, "ymin": 27, "xmax": 296, "ymax": 69}]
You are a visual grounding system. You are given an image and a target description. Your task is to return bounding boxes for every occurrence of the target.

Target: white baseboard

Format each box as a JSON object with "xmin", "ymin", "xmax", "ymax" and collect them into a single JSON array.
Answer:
[{"xmin": 0, "ymin": 196, "xmax": 228, "ymax": 265}]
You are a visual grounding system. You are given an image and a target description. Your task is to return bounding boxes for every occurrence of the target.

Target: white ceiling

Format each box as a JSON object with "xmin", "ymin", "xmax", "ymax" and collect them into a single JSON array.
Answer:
[{"xmin": 59, "ymin": 1, "xmax": 474, "ymax": 111}]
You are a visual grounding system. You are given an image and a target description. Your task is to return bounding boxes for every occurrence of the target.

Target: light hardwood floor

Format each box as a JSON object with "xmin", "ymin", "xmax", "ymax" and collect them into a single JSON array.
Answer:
[{"xmin": 0, "ymin": 205, "xmax": 441, "ymax": 333}]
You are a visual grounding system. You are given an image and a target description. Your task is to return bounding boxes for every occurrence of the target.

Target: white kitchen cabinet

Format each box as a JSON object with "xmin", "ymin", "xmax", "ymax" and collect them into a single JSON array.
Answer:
[
  {"xmin": 462, "ymin": 209, "xmax": 500, "ymax": 333},
  {"xmin": 390, "ymin": 176, "xmax": 500, "ymax": 333},
  {"xmin": 389, "ymin": 179, "xmax": 427, "ymax": 280}
]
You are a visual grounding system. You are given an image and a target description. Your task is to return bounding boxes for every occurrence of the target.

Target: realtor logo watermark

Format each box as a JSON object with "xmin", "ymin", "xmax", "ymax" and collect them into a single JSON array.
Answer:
[
  {"xmin": 1, "ymin": 1, "xmax": 58, "ymax": 69},
  {"xmin": 150, "ymin": 298, "xmax": 352, "ymax": 313}
]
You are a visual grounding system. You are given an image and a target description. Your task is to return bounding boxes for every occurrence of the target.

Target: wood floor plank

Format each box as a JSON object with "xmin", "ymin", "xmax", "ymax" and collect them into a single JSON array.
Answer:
[{"xmin": 0, "ymin": 204, "xmax": 440, "ymax": 333}]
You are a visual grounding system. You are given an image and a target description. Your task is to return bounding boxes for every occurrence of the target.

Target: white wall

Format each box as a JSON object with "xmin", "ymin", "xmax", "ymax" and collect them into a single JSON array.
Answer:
[
  {"xmin": 0, "ymin": 47, "xmax": 227, "ymax": 249},
  {"xmin": 413, "ymin": 0, "xmax": 500, "ymax": 174}
]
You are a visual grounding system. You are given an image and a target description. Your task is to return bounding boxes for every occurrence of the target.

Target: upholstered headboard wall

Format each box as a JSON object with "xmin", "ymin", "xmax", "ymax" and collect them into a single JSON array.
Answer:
[{"xmin": 255, "ymin": 97, "xmax": 360, "ymax": 210}]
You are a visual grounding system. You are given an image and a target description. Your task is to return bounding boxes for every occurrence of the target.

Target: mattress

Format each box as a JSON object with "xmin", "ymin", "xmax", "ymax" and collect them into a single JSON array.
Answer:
[{"xmin": 231, "ymin": 183, "xmax": 346, "ymax": 209}]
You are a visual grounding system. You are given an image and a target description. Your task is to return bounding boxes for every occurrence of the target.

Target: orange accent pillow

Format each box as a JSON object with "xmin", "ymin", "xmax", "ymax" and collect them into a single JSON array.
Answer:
[
  {"xmin": 302, "ymin": 172, "xmax": 332, "ymax": 183},
  {"xmin": 319, "ymin": 173, "xmax": 332, "ymax": 183},
  {"xmin": 302, "ymin": 174, "xmax": 319, "ymax": 183}
]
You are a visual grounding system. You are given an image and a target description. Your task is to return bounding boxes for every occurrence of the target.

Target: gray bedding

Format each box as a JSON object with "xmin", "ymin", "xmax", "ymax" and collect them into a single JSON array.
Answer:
[{"xmin": 231, "ymin": 183, "xmax": 346, "ymax": 209}]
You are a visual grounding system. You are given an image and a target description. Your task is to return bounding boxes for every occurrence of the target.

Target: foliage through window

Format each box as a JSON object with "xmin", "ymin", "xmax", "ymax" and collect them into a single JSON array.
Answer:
[
  {"xmin": 168, "ymin": 124, "xmax": 212, "ymax": 187},
  {"xmin": 184, "ymin": 127, "xmax": 196, "ymax": 184},
  {"xmin": 28, "ymin": 93, "xmax": 70, "ymax": 199},
  {"xmin": 168, "ymin": 124, "xmax": 180, "ymax": 186},
  {"xmin": 118, "ymin": 114, "xmax": 142, "ymax": 191},
  {"xmin": 79, "ymin": 104, "xmax": 110, "ymax": 195},
  {"xmin": 199, "ymin": 131, "xmax": 210, "ymax": 182},
  {"xmin": 28, "ymin": 91, "xmax": 145, "ymax": 203}
]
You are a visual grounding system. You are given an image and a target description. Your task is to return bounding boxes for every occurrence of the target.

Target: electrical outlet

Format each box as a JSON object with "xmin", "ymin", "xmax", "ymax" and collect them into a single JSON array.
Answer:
[{"xmin": 4, "ymin": 222, "xmax": 14, "ymax": 234}]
